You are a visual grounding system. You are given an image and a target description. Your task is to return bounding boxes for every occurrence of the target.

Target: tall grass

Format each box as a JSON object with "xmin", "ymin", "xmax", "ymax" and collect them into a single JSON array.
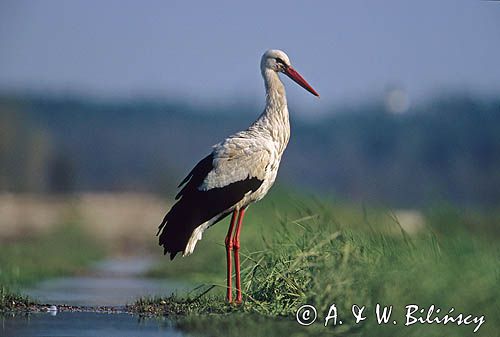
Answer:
[
  {"xmin": 139, "ymin": 197, "xmax": 500, "ymax": 336},
  {"xmin": 147, "ymin": 188, "xmax": 376, "ymax": 281}
]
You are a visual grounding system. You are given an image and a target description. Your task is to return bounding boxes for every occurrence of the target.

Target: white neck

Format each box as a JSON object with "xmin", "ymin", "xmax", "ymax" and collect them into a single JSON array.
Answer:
[
  {"xmin": 263, "ymin": 68, "xmax": 287, "ymax": 111},
  {"xmin": 249, "ymin": 68, "xmax": 290, "ymax": 151},
  {"xmin": 257, "ymin": 69, "xmax": 289, "ymax": 126}
]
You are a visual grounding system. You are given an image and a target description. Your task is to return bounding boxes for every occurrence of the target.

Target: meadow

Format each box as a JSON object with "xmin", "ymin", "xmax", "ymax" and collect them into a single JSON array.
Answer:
[
  {"xmin": 0, "ymin": 192, "xmax": 163, "ymax": 311},
  {"xmin": 1, "ymin": 190, "xmax": 499, "ymax": 336},
  {"xmin": 0, "ymin": 223, "xmax": 104, "ymax": 311},
  {"xmin": 136, "ymin": 190, "xmax": 500, "ymax": 336}
]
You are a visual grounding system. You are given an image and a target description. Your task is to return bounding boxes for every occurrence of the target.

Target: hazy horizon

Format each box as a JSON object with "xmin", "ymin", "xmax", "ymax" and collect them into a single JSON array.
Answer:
[{"xmin": 1, "ymin": 0, "xmax": 500, "ymax": 114}]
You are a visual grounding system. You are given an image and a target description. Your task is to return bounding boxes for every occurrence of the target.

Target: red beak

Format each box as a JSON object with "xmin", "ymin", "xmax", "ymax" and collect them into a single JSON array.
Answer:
[{"xmin": 283, "ymin": 66, "xmax": 319, "ymax": 97}]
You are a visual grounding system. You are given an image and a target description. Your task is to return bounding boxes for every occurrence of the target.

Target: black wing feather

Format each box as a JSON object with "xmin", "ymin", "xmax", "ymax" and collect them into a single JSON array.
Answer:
[
  {"xmin": 175, "ymin": 153, "xmax": 213, "ymax": 200},
  {"xmin": 157, "ymin": 153, "xmax": 263, "ymax": 260}
]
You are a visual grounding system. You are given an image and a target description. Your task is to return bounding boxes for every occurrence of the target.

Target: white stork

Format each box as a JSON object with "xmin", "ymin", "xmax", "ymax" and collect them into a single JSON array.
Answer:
[{"xmin": 157, "ymin": 49, "xmax": 319, "ymax": 303}]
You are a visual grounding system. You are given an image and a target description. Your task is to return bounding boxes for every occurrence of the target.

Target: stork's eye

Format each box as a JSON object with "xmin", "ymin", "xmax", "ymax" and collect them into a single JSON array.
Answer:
[{"xmin": 275, "ymin": 58, "xmax": 286, "ymax": 65}]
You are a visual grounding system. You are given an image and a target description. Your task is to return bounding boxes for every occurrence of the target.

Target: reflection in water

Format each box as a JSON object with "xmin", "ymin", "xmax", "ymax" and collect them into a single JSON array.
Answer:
[
  {"xmin": 25, "ymin": 276, "xmax": 188, "ymax": 307},
  {"xmin": 1, "ymin": 312, "xmax": 318, "ymax": 337},
  {"xmin": 1, "ymin": 257, "xmax": 190, "ymax": 336},
  {"xmin": 24, "ymin": 257, "xmax": 189, "ymax": 307},
  {"xmin": 1, "ymin": 312, "xmax": 184, "ymax": 337},
  {"xmin": 3, "ymin": 257, "xmax": 314, "ymax": 337}
]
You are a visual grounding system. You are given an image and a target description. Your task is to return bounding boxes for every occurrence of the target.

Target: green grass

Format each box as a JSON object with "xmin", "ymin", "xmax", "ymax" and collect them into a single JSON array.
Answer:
[
  {"xmin": 241, "ymin": 211, "xmax": 499, "ymax": 336},
  {"xmin": 148, "ymin": 187, "xmax": 382, "ymax": 282},
  {"xmin": 137, "ymin": 194, "xmax": 500, "ymax": 336},
  {"xmin": 0, "ymin": 222, "xmax": 105, "ymax": 311},
  {"xmin": 0, "ymin": 288, "xmax": 37, "ymax": 312}
]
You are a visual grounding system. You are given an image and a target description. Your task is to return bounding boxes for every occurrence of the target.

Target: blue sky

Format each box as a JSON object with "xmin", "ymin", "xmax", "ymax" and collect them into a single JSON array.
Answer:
[{"xmin": 1, "ymin": 0, "xmax": 499, "ymax": 111}]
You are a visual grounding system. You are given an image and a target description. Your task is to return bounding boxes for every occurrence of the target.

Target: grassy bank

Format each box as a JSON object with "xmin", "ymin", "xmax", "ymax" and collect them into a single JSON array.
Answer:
[
  {"xmin": 136, "ymin": 198, "xmax": 500, "ymax": 336},
  {"xmin": 0, "ymin": 222, "xmax": 105, "ymax": 311},
  {"xmin": 147, "ymin": 189, "xmax": 388, "ymax": 282}
]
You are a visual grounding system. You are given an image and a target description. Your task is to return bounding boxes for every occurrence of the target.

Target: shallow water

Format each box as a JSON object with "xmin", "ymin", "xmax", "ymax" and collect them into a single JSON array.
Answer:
[
  {"xmin": 2, "ymin": 257, "xmax": 191, "ymax": 336},
  {"xmin": 2, "ymin": 257, "xmax": 298, "ymax": 337},
  {"xmin": 1, "ymin": 312, "xmax": 184, "ymax": 337},
  {"xmin": 24, "ymin": 257, "xmax": 188, "ymax": 307}
]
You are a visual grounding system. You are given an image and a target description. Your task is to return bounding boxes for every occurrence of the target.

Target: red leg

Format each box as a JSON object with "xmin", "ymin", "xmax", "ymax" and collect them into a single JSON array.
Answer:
[
  {"xmin": 232, "ymin": 207, "xmax": 246, "ymax": 303},
  {"xmin": 225, "ymin": 210, "xmax": 238, "ymax": 303}
]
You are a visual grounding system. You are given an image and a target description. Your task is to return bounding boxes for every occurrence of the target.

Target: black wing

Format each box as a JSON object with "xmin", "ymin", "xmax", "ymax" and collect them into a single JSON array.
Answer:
[{"xmin": 157, "ymin": 153, "xmax": 263, "ymax": 259}]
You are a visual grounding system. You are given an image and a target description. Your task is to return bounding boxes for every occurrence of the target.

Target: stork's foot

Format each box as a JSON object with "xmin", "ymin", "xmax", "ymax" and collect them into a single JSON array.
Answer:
[{"xmin": 227, "ymin": 298, "xmax": 242, "ymax": 305}]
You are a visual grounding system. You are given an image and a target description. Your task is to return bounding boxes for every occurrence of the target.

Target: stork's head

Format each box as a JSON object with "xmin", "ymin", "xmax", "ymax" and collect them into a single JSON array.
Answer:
[{"xmin": 261, "ymin": 49, "xmax": 319, "ymax": 97}]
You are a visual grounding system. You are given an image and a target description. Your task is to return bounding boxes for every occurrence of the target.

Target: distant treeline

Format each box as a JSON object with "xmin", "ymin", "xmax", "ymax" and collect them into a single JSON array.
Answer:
[{"xmin": 1, "ymin": 94, "xmax": 499, "ymax": 207}]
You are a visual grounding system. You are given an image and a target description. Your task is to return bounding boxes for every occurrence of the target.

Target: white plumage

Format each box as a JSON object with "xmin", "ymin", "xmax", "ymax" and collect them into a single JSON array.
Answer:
[{"xmin": 157, "ymin": 49, "xmax": 318, "ymax": 302}]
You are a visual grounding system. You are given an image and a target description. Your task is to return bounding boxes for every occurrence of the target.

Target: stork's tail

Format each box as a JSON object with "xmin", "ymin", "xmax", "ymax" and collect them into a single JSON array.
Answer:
[{"xmin": 157, "ymin": 200, "xmax": 194, "ymax": 260}]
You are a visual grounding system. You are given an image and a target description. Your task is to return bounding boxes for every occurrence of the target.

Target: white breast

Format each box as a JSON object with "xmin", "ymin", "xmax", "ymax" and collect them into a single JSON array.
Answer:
[{"xmin": 237, "ymin": 135, "xmax": 288, "ymax": 208}]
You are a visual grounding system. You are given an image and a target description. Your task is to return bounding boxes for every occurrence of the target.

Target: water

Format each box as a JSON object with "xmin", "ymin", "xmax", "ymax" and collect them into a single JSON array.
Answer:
[
  {"xmin": 2, "ymin": 257, "xmax": 191, "ymax": 337},
  {"xmin": 1, "ymin": 312, "xmax": 184, "ymax": 337},
  {"xmin": 24, "ymin": 257, "xmax": 188, "ymax": 307}
]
